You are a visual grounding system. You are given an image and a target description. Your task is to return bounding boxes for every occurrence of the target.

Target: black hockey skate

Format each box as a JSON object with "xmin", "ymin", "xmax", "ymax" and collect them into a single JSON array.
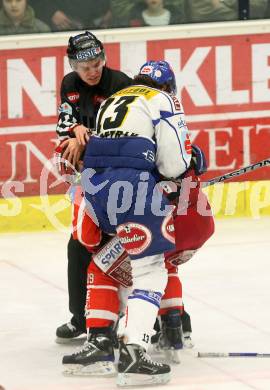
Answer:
[
  {"xmin": 153, "ymin": 309, "xmax": 183, "ymax": 363},
  {"xmin": 62, "ymin": 332, "xmax": 116, "ymax": 376},
  {"xmin": 117, "ymin": 342, "xmax": 171, "ymax": 387},
  {"xmin": 56, "ymin": 321, "xmax": 85, "ymax": 344}
]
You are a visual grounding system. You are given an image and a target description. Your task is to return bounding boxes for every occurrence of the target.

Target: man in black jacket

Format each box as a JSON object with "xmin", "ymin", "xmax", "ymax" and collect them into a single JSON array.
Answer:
[{"xmin": 55, "ymin": 31, "xmax": 132, "ymax": 342}]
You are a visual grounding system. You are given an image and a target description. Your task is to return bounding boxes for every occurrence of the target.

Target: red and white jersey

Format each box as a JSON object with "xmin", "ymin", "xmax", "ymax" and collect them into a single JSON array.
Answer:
[{"xmin": 71, "ymin": 186, "xmax": 102, "ymax": 251}]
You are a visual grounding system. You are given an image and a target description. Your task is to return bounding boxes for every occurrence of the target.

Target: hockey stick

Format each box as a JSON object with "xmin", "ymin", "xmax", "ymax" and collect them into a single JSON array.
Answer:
[
  {"xmin": 198, "ymin": 352, "xmax": 270, "ymax": 358},
  {"xmin": 201, "ymin": 157, "xmax": 270, "ymax": 188}
]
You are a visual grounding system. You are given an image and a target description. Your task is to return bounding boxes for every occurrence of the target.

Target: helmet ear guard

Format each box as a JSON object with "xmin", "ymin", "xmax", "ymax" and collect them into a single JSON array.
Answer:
[{"xmin": 139, "ymin": 60, "xmax": 177, "ymax": 94}]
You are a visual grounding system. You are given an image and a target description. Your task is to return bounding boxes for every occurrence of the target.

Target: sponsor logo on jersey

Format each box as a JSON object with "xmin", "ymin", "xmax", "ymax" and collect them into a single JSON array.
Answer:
[
  {"xmin": 100, "ymin": 130, "xmax": 138, "ymax": 138},
  {"xmin": 148, "ymin": 290, "xmax": 162, "ymax": 303},
  {"xmin": 142, "ymin": 150, "xmax": 155, "ymax": 162},
  {"xmin": 58, "ymin": 102, "xmax": 72, "ymax": 115},
  {"xmin": 93, "ymin": 236, "xmax": 125, "ymax": 269},
  {"xmin": 178, "ymin": 118, "xmax": 187, "ymax": 129},
  {"xmin": 113, "ymin": 86, "xmax": 159, "ymax": 99},
  {"xmin": 67, "ymin": 92, "xmax": 79, "ymax": 102},
  {"xmin": 185, "ymin": 134, "xmax": 192, "ymax": 154},
  {"xmin": 166, "ymin": 249, "xmax": 197, "ymax": 266},
  {"xmin": 161, "ymin": 213, "xmax": 175, "ymax": 244},
  {"xmin": 172, "ymin": 95, "xmax": 181, "ymax": 111},
  {"xmin": 117, "ymin": 223, "xmax": 152, "ymax": 255}
]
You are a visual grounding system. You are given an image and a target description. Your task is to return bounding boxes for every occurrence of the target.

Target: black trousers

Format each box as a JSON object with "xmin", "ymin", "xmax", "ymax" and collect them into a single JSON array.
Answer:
[{"xmin": 67, "ymin": 235, "xmax": 92, "ymax": 332}]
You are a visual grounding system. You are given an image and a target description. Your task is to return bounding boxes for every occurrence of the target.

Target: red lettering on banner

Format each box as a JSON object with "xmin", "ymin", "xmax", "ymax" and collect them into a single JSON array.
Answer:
[
  {"xmin": 188, "ymin": 117, "xmax": 270, "ymax": 179},
  {"xmin": 1, "ymin": 117, "xmax": 270, "ymax": 197},
  {"xmin": 0, "ymin": 35, "xmax": 270, "ymax": 199},
  {"xmin": 0, "ymin": 43, "xmax": 120, "ymax": 127},
  {"xmin": 117, "ymin": 223, "xmax": 152, "ymax": 255},
  {"xmin": 0, "ymin": 42, "xmax": 121, "ymax": 197},
  {"xmin": 147, "ymin": 34, "xmax": 270, "ymax": 115},
  {"xmin": 0, "ymin": 132, "xmax": 67, "ymax": 196}
]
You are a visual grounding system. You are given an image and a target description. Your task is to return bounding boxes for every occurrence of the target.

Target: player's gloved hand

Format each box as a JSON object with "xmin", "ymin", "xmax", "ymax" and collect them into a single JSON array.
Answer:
[
  {"xmin": 61, "ymin": 138, "xmax": 85, "ymax": 167},
  {"xmin": 53, "ymin": 140, "xmax": 82, "ymax": 183},
  {"xmin": 158, "ymin": 145, "xmax": 207, "ymax": 203},
  {"xmin": 159, "ymin": 180, "xmax": 181, "ymax": 204},
  {"xmin": 54, "ymin": 140, "xmax": 70, "ymax": 175},
  {"xmin": 190, "ymin": 144, "xmax": 207, "ymax": 176},
  {"xmin": 73, "ymin": 124, "xmax": 91, "ymax": 146}
]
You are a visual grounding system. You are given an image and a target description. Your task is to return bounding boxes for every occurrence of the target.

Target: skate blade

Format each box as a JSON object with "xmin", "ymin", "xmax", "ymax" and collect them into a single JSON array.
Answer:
[
  {"xmin": 55, "ymin": 335, "xmax": 86, "ymax": 345},
  {"xmin": 63, "ymin": 361, "xmax": 117, "ymax": 377},
  {"xmin": 117, "ymin": 372, "xmax": 171, "ymax": 387}
]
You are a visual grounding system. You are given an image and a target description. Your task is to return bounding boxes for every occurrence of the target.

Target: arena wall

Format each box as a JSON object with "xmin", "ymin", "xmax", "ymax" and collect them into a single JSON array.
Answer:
[{"xmin": 1, "ymin": 20, "xmax": 270, "ymax": 232}]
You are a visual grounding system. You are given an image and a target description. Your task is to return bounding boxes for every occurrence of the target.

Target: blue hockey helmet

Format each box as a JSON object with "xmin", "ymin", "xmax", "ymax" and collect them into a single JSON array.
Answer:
[{"xmin": 139, "ymin": 60, "xmax": 177, "ymax": 94}]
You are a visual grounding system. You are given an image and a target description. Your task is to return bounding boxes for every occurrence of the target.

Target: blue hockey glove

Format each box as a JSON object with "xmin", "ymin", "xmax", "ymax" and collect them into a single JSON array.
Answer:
[{"xmin": 191, "ymin": 144, "xmax": 207, "ymax": 176}]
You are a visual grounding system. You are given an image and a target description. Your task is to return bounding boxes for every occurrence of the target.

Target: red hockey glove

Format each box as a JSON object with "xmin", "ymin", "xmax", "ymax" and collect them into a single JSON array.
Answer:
[{"xmin": 53, "ymin": 140, "xmax": 82, "ymax": 183}]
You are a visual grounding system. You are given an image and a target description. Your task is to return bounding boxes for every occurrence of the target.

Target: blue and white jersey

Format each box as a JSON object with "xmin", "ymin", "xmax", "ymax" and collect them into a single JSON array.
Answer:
[{"xmin": 84, "ymin": 84, "xmax": 191, "ymax": 179}]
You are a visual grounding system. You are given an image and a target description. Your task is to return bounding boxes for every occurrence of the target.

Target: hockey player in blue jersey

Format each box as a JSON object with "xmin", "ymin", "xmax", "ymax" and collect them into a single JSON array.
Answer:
[{"xmin": 81, "ymin": 60, "xmax": 192, "ymax": 386}]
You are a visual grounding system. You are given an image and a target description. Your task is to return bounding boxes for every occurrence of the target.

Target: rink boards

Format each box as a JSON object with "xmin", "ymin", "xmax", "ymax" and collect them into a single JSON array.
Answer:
[
  {"xmin": 1, "ymin": 180, "xmax": 270, "ymax": 233},
  {"xmin": 1, "ymin": 21, "xmax": 270, "ymax": 232}
]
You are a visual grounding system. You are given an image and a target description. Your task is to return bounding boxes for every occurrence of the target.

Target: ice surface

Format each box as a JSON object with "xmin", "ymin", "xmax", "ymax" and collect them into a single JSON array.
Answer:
[{"xmin": 1, "ymin": 217, "xmax": 270, "ymax": 390}]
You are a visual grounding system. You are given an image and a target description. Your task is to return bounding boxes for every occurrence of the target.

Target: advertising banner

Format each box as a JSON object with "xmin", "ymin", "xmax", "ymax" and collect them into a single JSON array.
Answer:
[{"xmin": 1, "ymin": 33, "xmax": 270, "ymax": 199}]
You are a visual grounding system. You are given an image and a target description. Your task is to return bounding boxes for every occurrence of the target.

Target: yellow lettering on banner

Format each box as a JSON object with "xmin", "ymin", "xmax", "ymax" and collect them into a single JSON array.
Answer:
[
  {"xmin": 249, "ymin": 181, "xmax": 270, "ymax": 218},
  {"xmin": 0, "ymin": 195, "xmax": 71, "ymax": 233},
  {"xmin": 1, "ymin": 182, "xmax": 270, "ymax": 233},
  {"xmin": 203, "ymin": 180, "xmax": 270, "ymax": 218},
  {"xmin": 113, "ymin": 86, "xmax": 159, "ymax": 100}
]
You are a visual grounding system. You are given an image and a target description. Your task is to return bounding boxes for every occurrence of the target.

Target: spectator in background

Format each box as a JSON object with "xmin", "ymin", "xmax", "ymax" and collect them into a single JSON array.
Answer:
[
  {"xmin": 110, "ymin": 0, "xmax": 135, "ymax": 27},
  {"xmin": 0, "ymin": 0, "xmax": 50, "ymax": 34},
  {"xmin": 111, "ymin": 0, "xmax": 186, "ymax": 28},
  {"xmin": 28, "ymin": 0, "xmax": 59, "ymax": 29},
  {"xmin": 250, "ymin": 0, "xmax": 269, "ymax": 18},
  {"xmin": 249, "ymin": 0, "xmax": 268, "ymax": 19},
  {"xmin": 265, "ymin": 0, "xmax": 270, "ymax": 17},
  {"xmin": 29, "ymin": 0, "xmax": 111, "ymax": 31},
  {"xmin": 128, "ymin": 0, "xmax": 186, "ymax": 27},
  {"xmin": 189, "ymin": 0, "xmax": 268, "ymax": 23}
]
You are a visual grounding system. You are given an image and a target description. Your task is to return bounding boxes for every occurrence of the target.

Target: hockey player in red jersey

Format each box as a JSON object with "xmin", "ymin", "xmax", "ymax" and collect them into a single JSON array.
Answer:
[
  {"xmin": 61, "ymin": 160, "xmax": 214, "ymax": 376},
  {"xmin": 60, "ymin": 61, "xmax": 214, "ymax": 386}
]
